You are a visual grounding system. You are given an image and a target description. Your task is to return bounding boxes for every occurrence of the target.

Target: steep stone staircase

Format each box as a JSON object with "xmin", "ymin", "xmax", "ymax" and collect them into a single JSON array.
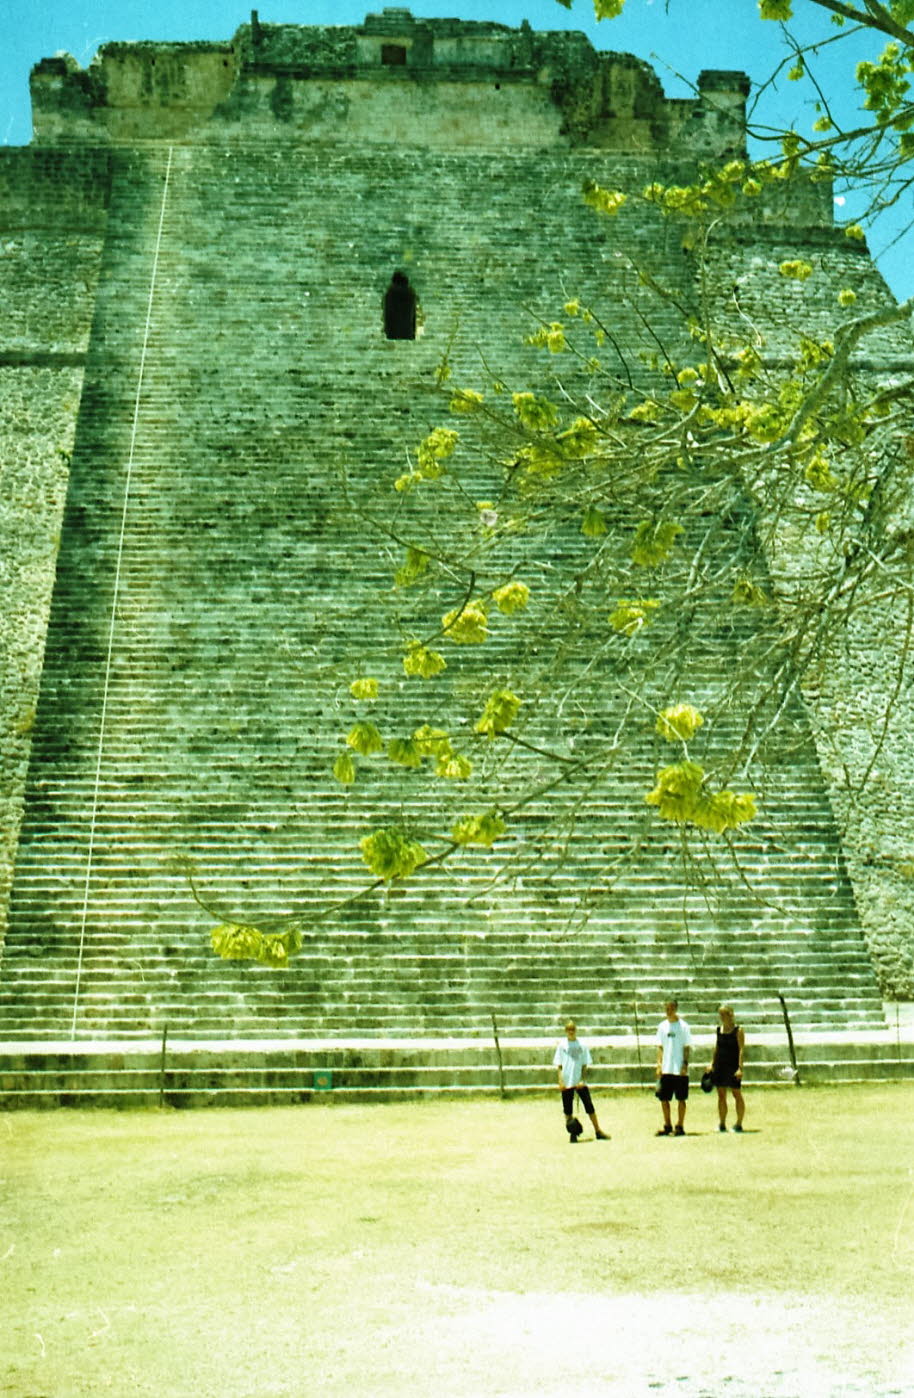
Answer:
[{"xmin": 0, "ymin": 144, "xmax": 889, "ymax": 1080}]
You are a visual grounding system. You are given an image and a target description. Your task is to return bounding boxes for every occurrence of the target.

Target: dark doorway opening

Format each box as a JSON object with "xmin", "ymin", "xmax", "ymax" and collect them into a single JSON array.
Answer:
[{"xmin": 384, "ymin": 271, "xmax": 417, "ymax": 340}]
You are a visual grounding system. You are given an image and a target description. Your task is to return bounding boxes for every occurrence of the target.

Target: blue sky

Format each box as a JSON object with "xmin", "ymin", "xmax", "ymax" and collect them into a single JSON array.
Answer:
[{"xmin": 1, "ymin": 0, "xmax": 910, "ymax": 297}]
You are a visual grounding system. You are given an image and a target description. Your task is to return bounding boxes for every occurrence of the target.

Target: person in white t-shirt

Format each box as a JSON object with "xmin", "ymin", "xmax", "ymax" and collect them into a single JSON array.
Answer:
[
  {"xmin": 552, "ymin": 1020, "xmax": 610, "ymax": 1144},
  {"xmin": 654, "ymin": 999, "xmax": 691, "ymax": 1136}
]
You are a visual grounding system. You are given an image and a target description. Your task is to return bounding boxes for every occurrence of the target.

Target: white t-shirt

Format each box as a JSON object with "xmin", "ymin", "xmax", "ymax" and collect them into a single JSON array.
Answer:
[
  {"xmin": 553, "ymin": 1037, "xmax": 591, "ymax": 1087},
  {"xmin": 656, "ymin": 1017, "xmax": 691, "ymax": 1074}
]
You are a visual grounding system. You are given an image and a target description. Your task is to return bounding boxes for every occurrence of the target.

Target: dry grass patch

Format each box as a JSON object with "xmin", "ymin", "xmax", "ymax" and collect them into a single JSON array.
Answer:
[{"xmin": 1, "ymin": 1084, "xmax": 912, "ymax": 1396}]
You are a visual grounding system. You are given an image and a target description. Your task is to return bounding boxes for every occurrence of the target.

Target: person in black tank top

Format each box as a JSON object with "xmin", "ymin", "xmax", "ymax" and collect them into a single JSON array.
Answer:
[{"xmin": 708, "ymin": 1004, "xmax": 745, "ymax": 1133}]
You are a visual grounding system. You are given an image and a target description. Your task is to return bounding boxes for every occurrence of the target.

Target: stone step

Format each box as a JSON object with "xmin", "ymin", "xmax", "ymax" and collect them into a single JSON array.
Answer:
[
  {"xmin": 1, "ymin": 1035, "xmax": 911, "ymax": 1107},
  {"xmin": 0, "ymin": 968, "xmax": 886, "ymax": 991},
  {"xmin": 0, "ymin": 942, "xmax": 881, "ymax": 962},
  {"xmin": 0, "ymin": 1009, "xmax": 886, "ymax": 1039}
]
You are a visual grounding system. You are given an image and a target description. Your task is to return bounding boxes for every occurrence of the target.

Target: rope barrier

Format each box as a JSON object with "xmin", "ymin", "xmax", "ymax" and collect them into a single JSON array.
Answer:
[{"xmin": 70, "ymin": 146, "xmax": 174, "ymax": 1039}]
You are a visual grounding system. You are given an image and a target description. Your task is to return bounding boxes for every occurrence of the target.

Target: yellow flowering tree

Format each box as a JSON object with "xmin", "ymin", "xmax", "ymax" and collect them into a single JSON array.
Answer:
[{"xmin": 204, "ymin": 0, "xmax": 914, "ymax": 996}]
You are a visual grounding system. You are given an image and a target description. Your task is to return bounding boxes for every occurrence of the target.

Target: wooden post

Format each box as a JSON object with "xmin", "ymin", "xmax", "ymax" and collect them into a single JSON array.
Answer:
[
  {"xmin": 158, "ymin": 1022, "xmax": 169, "ymax": 1107},
  {"xmin": 632, "ymin": 999, "xmax": 646, "ymax": 1086},
  {"xmin": 777, "ymin": 993, "xmax": 801, "ymax": 1085},
  {"xmin": 491, "ymin": 1011, "xmax": 506, "ymax": 1099}
]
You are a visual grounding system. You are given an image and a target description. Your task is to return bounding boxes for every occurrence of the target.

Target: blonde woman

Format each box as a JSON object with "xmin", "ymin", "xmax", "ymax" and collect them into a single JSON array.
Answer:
[{"xmin": 708, "ymin": 1005, "xmax": 745, "ymax": 1133}]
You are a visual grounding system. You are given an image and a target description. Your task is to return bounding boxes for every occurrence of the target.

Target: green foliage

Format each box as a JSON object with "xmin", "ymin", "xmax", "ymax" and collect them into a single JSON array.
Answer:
[
  {"xmin": 656, "ymin": 704, "xmax": 704, "ymax": 743},
  {"xmin": 452, "ymin": 810, "xmax": 508, "ymax": 847},
  {"xmin": 631, "ymin": 519, "xmax": 684, "ymax": 567},
  {"xmin": 436, "ymin": 750, "xmax": 473, "ymax": 780},
  {"xmin": 732, "ymin": 578, "xmax": 770, "ymax": 607},
  {"xmin": 257, "ymin": 930, "xmax": 303, "ymax": 968},
  {"xmin": 704, "ymin": 790, "xmax": 759, "ymax": 834},
  {"xmin": 395, "ymin": 547, "xmax": 431, "ymax": 588},
  {"xmin": 210, "ymin": 924, "xmax": 302, "ymax": 968},
  {"xmin": 641, "ymin": 161, "xmax": 752, "ymax": 219},
  {"xmin": 360, "ymin": 826, "xmax": 428, "ymax": 881},
  {"xmin": 395, "ymin": 428, "xmax": 461, "ymax": 493},
  {"xmin": 512, "ymin": 442, "xmax": 565, "ymax": 479},
  {"xmin": 512, "ymin": 392, "xmax": 560, "ymax": 430},
  {"xmin": 413, "ymin": 724, "xmax": 453, "ymax": 759},
  {"xmin": 449, "ymin": 389, "xmax": 485, "ymax": 414},
  {"xmin": 417, "ymin": 427, "xmax": 459, "ymax": 477},
  {"xmin": 796, "ymin": 336, "xmax": 834, "ymax": 371},
  {"xmin": 413, "ymin": 724, "xmax": 473, "ymax": 779},
  {"xmin": 403, "ymin": 640, "xmax": 447, "ymax": 678},
  {"xmin": 442, "ymin": 600, "xmax": 489, "ymax": 644},
  {"xmin": 211, "ymin": 922, "xmax": 263, "ymax": 960},
  {"xmin": 526, "ymin": 323, "xmax": 568, "ymax": 354},
  {"xmin": 556, "ymin": 417, "xmax": 600, "ymax": 458},
  {"xmin": 492, "ymin": 581, "xmax": 530, "ymax": 615},
  {"xmin": 333, "ymin": 751, "xmax": 357, "ymax": 786},
  {"xmin": 475, "ymin": 689, "xmax": 522, "ymax": 738},
  {"xmin": 857, "ymin": 43, "xmax": 913, "ymax": 126},
  {"xmin": 758, "ymin": 0, "xmax": 793, "ymax": 17},
  {"xmin": 779, "ymin": 260, "xmax": 815, "ymax": 281},
  {"xmin": 593, "ymin": 0, "xmax": 626, "ymax": 19},
  {"xmin": 628, "ymin": 399, "xmax": 661, "ymax": 424},
  {"xmin": 804, "ymin": 451, "xmax": 839, "ymax": 492},
  {"xmin": 387, "ymin": 737, "xmax": 425, "ymax": 768},
  {"xmin": 581, "ymin": 178, "xmax": 628, "ymax": 216},
  {"xmin": 646, "ymin": 761, "xmax": 705, "ymax": 823},
  {"xmin": 350, "ymin": 677, "xmax": 379, "ymax": 700},
  {"xmin": 609, "ymin": 598, "xmax": 660, "ymax": 636},
  {"xmin": 646, "ymin": 763, "xmax": 757, "ymax": 833},
  {"xmin": 742, "ymin": 402, "xmax": 787, "ymax": 444},
  {"xmin": 438, "ymin": 749, "xmax": 472, "ymax": 782},
  {"xmin": 582, "ymin": 504, "xmax": 608, "ymax": 537},
  {"xmin": 346, "ymin": 721, "xmax": 384, "ymax": 755}
]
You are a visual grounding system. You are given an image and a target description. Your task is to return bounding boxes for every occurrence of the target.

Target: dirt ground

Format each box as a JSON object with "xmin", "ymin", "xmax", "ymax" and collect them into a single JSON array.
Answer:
[{"xmin": 1, "ymin": 1083, "xmax": 912, "ymax": 1398}]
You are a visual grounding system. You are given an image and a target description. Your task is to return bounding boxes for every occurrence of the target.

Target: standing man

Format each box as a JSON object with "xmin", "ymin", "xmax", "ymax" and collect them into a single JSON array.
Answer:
[
  {"xmin": 655, "ymin": 999, "xmax": 691, "ymax": 1136},
  {"xmin": 553, "ymin": 1020, "xmax": 611, "ymax": 1143}
]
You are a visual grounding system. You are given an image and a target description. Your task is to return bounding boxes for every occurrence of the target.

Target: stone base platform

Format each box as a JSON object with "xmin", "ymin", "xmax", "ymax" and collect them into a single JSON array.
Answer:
[{"xmin": 2, "ymin": 1011, "xmax": 913, "ymax": 1108}]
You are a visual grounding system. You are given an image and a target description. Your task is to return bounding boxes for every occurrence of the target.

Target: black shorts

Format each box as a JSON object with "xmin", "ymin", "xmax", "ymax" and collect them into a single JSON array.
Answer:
[
  {"xmin": 562, "ymin": 1085, "xmax": 594, "ymax": 1116},
  {"xmin": 656, "ymin": 1073, "xmax": 689, "ymax": 1102}
]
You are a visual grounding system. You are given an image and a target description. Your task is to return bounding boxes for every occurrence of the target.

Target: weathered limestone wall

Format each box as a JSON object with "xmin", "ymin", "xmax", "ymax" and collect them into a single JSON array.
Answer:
[
  {"xmin": 0, "ymin": 150, "xmax": 108, "ymax": 941},
  {"xmin": 29, "ymin": 14, "xmax": 748, "ymax": 156},
  {"xmin": 704, "ymin": 229, "xmax": 914, "ymax": 995}
]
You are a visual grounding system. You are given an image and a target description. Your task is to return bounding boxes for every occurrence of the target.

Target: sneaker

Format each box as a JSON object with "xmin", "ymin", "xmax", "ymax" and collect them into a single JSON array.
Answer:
[
  {"xmin": 595, "ymin": 1131, "xmax": 611, "ymax": 1140},
  {"xmin": 674, "ymin": 1125, "xmax": 686, "ymax": 1136},
  {"xmin": 655, "ymin": 1125, "xmax": 673, "ymax": 1136},
  {"xmin": 733, "ymin": 1124, "xmax": 744, "ymax": 1133},
  {"xmin": 718, "ymin": 1124, "xmax": 727, "ymax": 1133}
]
